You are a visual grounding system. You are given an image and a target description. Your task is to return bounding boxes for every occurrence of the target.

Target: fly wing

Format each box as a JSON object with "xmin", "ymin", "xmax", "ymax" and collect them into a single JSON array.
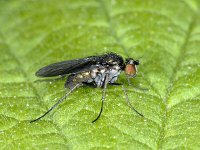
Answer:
[{"xmin": 35, "ymin": 56, "xmax": 98, "ymax": 77}]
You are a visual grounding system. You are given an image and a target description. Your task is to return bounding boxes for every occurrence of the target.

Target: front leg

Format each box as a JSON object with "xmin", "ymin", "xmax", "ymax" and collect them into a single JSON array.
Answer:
[
  {"xmin": 122, "ymin": 84, "xmax": 144, "ymax": 117},
  {"xmin": 126, "ymin": 78, "xmax": 148, "ymax": 92}
]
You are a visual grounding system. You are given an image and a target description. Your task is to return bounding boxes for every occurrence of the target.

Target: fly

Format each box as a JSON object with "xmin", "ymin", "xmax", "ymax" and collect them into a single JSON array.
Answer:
[{"xmin": 30, "ymin": 52, "xmax": 143, "ymax": 123}]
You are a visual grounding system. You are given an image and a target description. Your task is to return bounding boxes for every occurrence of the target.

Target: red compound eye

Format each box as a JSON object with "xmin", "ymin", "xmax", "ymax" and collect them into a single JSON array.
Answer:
[{"xmin": 125, "ymin": 64, "xmax": 137, "ymax": 77}]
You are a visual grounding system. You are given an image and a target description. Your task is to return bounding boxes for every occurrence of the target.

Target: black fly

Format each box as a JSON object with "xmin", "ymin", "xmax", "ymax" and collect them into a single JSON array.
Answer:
[{"xmin": 30, "ymin": 52, "xmax": 143, "ymax": 123}]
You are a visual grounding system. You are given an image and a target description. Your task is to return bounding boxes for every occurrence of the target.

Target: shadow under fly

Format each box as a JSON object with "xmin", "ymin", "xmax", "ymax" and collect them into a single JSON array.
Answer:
[{"xmin": 30, "ymin": 52, "xmax": 143, "ymax": 123}]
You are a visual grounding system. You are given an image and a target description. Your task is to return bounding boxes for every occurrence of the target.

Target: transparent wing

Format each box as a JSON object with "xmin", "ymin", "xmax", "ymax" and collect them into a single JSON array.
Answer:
[{"xmin": 35, "ymin": 56, "xmax": 98, "ymax": 77}]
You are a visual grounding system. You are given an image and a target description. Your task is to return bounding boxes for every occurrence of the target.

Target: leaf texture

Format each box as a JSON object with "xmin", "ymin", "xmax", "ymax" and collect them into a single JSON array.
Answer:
[{"xmin": 0, "ymin": 0, "xmax": 200, "ymax": 149}]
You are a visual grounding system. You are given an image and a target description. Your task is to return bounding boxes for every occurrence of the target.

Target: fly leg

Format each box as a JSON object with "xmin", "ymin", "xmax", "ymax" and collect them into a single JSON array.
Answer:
[
  {"xmin": 30, "ymin": 84, "xmax": 80, "ymax": 123},
  {"xmin": 110, "ymin": 82, "xmax": 143, "ymax": 117},
  {"xmin": 122, "ymin": 84, "xmax": 143, "ymax": 117},
  {"xmin": 92, "ymin": 74, "xmax": 109, "ymax": 123},
  {"xmin": 126, "ymin": 76, "xmax": 148, "ymax": 92}
]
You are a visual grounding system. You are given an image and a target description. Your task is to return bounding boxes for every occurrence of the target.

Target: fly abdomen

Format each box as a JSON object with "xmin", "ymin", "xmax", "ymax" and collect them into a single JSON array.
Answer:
[{"xmin": 65, "ymin": 71, "xmax": 92, "ymax": 89}]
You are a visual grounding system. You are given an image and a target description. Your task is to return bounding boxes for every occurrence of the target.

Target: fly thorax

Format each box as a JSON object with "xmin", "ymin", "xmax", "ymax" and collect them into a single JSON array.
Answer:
[
  {"xmin": 88, "ymin": 65, "xmax": 106, "ymax": 87},
  {"xmin": 87, "ymin": 64, "xmax": 121, "ymax": 87},
  {"xmin": 108, "ymin": 65, "xmax": 121, "ymax": 83}
]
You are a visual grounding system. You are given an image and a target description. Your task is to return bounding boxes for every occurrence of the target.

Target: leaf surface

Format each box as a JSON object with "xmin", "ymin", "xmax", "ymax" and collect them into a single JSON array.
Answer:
[{"xmin": 0, "ymin": 0, "xmax": 200, "ymax": 149}]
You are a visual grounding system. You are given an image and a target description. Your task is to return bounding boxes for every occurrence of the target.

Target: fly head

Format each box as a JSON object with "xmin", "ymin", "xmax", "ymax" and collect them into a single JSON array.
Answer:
[{"xmin": 124, "ymin": 58, "xmax": 139, "ymax": 77}]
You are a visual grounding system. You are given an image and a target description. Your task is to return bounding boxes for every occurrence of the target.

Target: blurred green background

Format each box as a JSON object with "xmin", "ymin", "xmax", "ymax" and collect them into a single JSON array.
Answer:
[{"xmin": 0, "ymin": 0, "xmax": 200, "ymax": 149}]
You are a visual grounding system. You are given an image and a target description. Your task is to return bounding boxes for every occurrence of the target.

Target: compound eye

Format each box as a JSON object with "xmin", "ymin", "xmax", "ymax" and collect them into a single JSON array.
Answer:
[{"xmin": 125, "ymin": 64, "xmax": 137, "ymax": 77}]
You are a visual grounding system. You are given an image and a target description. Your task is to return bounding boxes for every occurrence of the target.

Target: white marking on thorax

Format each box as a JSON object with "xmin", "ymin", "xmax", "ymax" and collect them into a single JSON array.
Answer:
[{"xmin": 89, "ymin": 65, "xmax": 121, "ymax": 87}]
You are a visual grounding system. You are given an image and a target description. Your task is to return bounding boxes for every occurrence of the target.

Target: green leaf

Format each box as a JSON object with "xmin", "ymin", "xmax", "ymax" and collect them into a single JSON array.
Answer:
[{"xmin": 0, "ymin": 0, "xmax": 200, "ymax": 149}]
